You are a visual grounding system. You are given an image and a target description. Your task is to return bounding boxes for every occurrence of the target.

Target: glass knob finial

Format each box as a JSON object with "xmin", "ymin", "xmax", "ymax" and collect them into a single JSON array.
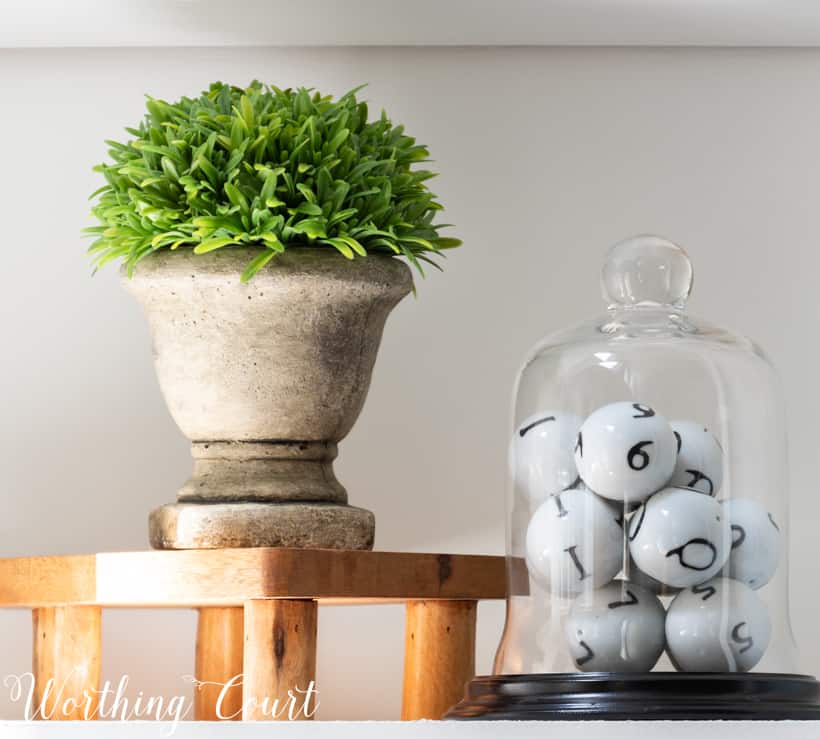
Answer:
[{"xmin": 601, "ymin": 234, "xmax": 693, "ymax": 310}]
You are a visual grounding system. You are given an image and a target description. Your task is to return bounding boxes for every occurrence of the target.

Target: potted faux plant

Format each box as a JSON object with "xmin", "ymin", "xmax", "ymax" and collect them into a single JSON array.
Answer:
[{"xmin": 87, "ymin": 81, "xmax": 460, "ymax": 550}]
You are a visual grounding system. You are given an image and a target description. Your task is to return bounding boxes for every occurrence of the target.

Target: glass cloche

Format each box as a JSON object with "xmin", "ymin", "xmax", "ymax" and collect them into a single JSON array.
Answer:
[{"xmin": 448, "ymin": 236, "xmax": 820, "ymax": 720}]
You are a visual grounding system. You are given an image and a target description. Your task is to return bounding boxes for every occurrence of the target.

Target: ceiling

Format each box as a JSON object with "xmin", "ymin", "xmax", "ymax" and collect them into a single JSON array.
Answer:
[{"xmin": 5, "ymin": 0, "xmax": 820, "ymax": 48}]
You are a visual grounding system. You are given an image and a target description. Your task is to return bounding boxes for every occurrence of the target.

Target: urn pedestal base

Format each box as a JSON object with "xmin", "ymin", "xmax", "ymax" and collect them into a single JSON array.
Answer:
[
  {"xmin": 149, "ymin": 501, "xmax": 375, "ymax": 550},
  {"xmin": 149, "ymin": 440, "xmax": 375, "ymax": 550}
]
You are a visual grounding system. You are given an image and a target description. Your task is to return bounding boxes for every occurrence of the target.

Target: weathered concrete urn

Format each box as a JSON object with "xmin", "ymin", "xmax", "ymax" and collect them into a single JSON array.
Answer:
[{"xmin": 124, "ymin": 246, "xmax": 412, "ymax": 550}]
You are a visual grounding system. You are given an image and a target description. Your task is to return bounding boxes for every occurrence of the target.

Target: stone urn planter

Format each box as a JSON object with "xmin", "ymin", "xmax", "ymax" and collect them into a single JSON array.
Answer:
[{"xmin": 124, "ymin": 246, "xmax": 412, "ymax": 550}]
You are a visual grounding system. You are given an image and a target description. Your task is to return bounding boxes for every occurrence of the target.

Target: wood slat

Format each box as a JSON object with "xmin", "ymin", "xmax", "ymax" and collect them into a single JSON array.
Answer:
[
  {"xmin": 0, "ymin": 549, "xmax": 507, "ymax": 608},
  {"xmin": 243, "ymin": 599, "xmax": 318, "ymax": 720},
  {"xmin": 32, "ymin": 606, "xmax": 102, "ymax": 720},
  {"xmin": 0, "ymin": 555, "xmax": 96, "ymax": 607},
  {"xmin": 194, "ymin": 607, "xmax": 244, "ymax": 721},
  {"xmin": 401, "ymin": 600, "xmax": 477, "ymax": 720}
]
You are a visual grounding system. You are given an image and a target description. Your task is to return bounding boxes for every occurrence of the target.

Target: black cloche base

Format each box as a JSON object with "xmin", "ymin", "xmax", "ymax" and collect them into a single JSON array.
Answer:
[{"xmin": 445, "ymin": 672, "xmax": 820, "ymax": 720}]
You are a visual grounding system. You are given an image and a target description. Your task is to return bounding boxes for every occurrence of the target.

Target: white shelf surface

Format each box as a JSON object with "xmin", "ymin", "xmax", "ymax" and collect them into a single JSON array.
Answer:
[
  {"xmin": 1, "ymin": 722, "xmax": 819, "ymax": 738},
  {"xmin": 6, "ymin": 0, "xmax": 820, "ymax": 48}
]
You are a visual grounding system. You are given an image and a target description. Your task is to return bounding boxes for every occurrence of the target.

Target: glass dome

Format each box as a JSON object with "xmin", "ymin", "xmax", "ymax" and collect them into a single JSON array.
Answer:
[{"xmin": 448, "ymin": 236, "xmax": 820, "ymax": 720}]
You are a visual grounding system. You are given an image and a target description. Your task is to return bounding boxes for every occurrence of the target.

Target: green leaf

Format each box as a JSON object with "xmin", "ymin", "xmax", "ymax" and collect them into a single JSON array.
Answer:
[
  {"xmin": 260, "ymin": 233, "xmax": 285, "ymax": 251},
  {"xmin": 239, "ymin": 94, "xmax": 255, "ymax": 128},
  {"xmin": 334, "ymin": 234, "xmax": 367, "ymax": 256},
  {"xmin": 366, "ymin": 237, "xmax": 400, "ymax": 253},
  {"xmin": 151, "ymin": 230, "xmax": 190, "ymax": 248},
  {"xmin": 325, "ymin": 128, "xmax": 349, "ymax": 154},
  {"xmin": 88, "ymin": 184, "xmax": 110, "ymax": 200},
  {"xmin": 193, "ymin": 215, "xmax": 242, "ymax": 232},
  {"xmin": 316, "ymin": 167, "xmax": 332, "ymax": 202},
  {"xmin": 296, "ymin": 183, "xmax": 316, "ymax": 203},
  {"xmin": 415, "ymin": 253, "xmax": 445, "ymax": 271},
  {"xmin": 431, "ymin": 237, "xmax": 462, "ymax": 249},
  {"xmin": 400, "ymin": 236, "xmax": 436, "ymax": 251},
  {"xmin": 320, "ymin": 238, "xmax": 354, "ymax": 259},
  {"xmin": 399, "ymin": 243, "xmax": 425, "ymax": 276},
  {"xmin": 291, "ymin": 203, "xmax": 323, "ymax": 217},
  {"xmin": 260, "ymin": 168, "xmax": 283, "ymax": 202},
  {"xmin": 289, "ymin": 218, "xmax": 327, "ymax": 239},
  {"xmin": 229, "ymin": 116, "xmax": 246, "ymax": 149},
  {"xmin": 160, "ymin": 156, "xmax": 179, "ymax": 181},
  {"xmin": 328, "ymin": 207, "xmax": 358, "ymax": 226},
  {"xmin": 193, "ymin": 236, "xmax": 238, "ymax": 254},
  {"xmin": 339, "ymin": 83, "xmax": 368, "ymax": 100},
  {"xmin": 346, "ymin": 159, "xmax": 384, "ymax": 181},
  {"xmin": 240, "ymin": 249, "xmax": 277, "ymax": 283},
  {"xmin": 194, "ymin": 154, "xmax": 219, "ymax": 186},
  {"xmin": 224, "ymin": 182, "xmax": 249, "ymax": 213}
]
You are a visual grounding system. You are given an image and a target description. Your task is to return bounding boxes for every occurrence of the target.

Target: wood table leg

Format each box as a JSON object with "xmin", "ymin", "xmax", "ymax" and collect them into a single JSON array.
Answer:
[
  {"xmin": 32, "ymin": 606, "xmax": 101, "ymax": 721},
  {"xmin": 242, "ymin": 599, "xmax": 318, "ymax": 720},
  {"xmin": 194, "ymin": 607, "xmax": 244, "ymax": 720},
  {"xmin": 401, "ymin": 600, "xmax": 477, "ymax": 720}
]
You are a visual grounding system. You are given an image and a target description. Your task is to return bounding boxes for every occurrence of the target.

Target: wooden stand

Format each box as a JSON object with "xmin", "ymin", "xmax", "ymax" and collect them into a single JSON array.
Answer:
[
  {"xmin": 0, "ymin": 548, "xmax": 505, "ymax": 721},
  {"xmin": 402, "ymin": 600, "xmax": 477, "ymax": 720},
  {"xmin": 243, "ymin": 599, "xmax": 318, "ymax": 720},
  {"xmin": 195, "ymin": 606, "xmax": 244, "ymax": 720},
  {"xmin": 32, "ymin": 606, "xmax": 101, "ymax": 720}
]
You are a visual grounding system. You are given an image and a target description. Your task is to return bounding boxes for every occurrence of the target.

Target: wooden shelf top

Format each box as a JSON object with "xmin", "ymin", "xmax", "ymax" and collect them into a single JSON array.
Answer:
[{"xmin": 0, "ymin": 548, "xmax": 507, "ymax": 608}]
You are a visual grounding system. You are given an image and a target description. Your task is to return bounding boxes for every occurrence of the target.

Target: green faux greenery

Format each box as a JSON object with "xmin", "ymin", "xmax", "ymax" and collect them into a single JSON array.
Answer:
[{"xmin": 86, "ymin": 81, "xmax": 461, "ymax": 282}]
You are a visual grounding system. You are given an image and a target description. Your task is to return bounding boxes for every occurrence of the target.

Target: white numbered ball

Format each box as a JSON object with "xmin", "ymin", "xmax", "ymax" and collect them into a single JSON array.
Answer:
[
  {"xmin": 575, "ymin": 401, "xmax": 677, "ymax": 503},
  {"xmin": 510, "ymin": 411, "xmax": 582, "ymax": 503},
  {"xmin": 669, "ymin": 420, "xmax": 723, "ymax": 496},
  {"xmin": 629, "ymin": 487, "xmax": 730, "ymax": 588},
  {"xmin": 666, "ymin": 577, "xmax": 771, "ymax": 672},
  {"xmin": 564, "ymin": 581, "xmax": 666, "ymax": 672},
  {"xmin": 721, "ymin": 499, "xmax": 781, "ymax": 590},
  {"xmin": 526, "ymin": 486, "xmax": 623, "ymax": 596},
  {"xmin": 623, "ymin": 552, "xmax": 681, "ymax": 597}
]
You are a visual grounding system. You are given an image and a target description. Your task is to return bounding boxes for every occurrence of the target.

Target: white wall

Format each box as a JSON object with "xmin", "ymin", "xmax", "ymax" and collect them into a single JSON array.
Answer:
[{"xmin": 1, "ymin": 46, "xmax": 820, "ymax": 719}]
